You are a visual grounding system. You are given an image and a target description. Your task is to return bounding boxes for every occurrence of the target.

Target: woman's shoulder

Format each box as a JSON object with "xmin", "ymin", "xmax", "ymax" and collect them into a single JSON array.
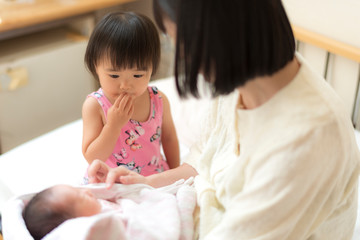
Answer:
[{"xmin": 263, "ymin": 55, "xmax": 349, "ymax": 130}]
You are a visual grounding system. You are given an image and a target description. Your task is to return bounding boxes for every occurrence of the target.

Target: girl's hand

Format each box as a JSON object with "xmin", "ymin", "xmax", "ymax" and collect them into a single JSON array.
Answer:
[
  {"xmin": 107, "ymin": 94, "xmax": 134, "ymax": 133},
  {"xmin": 88, "ymin": 159, "xmax": 111, "ymax": 183},
  {"xmin": 88, "ymin": 159, "xmax": 147, "ymax": 188}
]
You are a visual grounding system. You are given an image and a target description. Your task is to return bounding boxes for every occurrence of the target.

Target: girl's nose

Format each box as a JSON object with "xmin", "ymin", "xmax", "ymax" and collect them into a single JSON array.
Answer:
[{"xmin": 120, "ymin": 81, "xmax": 130, "ymax": 91}]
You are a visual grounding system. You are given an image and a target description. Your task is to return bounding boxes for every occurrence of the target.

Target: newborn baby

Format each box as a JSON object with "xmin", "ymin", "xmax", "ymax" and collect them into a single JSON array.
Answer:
[
  {"xmin": 23, "ymin": 185, "xmax": 114, "ymax": 240},
  {"xmin": 22, "ymin": 181, "xmax": 196, "ymax": 240}
]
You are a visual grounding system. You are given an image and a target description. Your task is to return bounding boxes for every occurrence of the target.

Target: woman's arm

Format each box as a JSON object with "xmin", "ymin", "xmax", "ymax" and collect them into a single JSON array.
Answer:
[
  {"xmin": 135, "ymin": 163, "xmax": 197, "ymax": 187},
  {"xmin": 88, "ymin": 160, "xmax": 198, "ymax": 188},
  {"xmin": 159, "ymin": 91, "xmax": 180, "ymax": 169}
]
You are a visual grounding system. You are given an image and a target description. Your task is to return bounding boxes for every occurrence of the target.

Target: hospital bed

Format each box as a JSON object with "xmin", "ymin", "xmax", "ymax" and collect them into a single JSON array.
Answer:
[{"xmin": 0, "ymin": 25, "xmax": 360, "ymax": 239}]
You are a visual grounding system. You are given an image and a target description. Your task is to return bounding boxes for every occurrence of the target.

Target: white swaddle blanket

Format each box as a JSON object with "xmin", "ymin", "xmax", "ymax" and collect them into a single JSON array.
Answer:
[{"xmin": 2, "ymin": 178, "xmax": 196, "ymax": 240}]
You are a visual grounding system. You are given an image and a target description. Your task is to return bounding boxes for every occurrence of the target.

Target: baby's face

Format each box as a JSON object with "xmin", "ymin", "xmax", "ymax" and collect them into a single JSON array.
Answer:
[{"xmin": 52, "ymin": 185, "xmax": 101, "ymax": 217}]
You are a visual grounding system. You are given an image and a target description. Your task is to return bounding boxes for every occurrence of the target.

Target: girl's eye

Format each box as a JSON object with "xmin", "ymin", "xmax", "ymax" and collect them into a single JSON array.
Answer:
[
  {"xmin": 134, "ymin": 74, "xmax": 143, "ymax": 78},
  {"xmin": 109, "ymin": 74, "xmax": 119, "ymax": 79}
]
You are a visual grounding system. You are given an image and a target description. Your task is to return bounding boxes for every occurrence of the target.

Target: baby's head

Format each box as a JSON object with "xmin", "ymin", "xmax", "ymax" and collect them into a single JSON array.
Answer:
[
  {"xmin": 23, "ymin": 185, "xmax": 101, "ymax": 240},
  {"xmin": 85, "ymin": 11, "xmax": 161, "ymax": 82}
]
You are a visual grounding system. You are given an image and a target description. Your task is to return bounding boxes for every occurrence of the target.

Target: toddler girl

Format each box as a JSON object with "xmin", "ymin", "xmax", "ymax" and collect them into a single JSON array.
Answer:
[{"xmin": 82, "ymin": 12, "xmax": 179, "ymax": 180}]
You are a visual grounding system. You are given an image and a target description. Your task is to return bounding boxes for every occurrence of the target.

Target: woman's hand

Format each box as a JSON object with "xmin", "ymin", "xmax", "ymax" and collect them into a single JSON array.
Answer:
[
  {"xmin": 106, "ymin": 167, "xmax": 147, "ymax": 188},
  {"xmin": 88, "ymin": 160, "xmax": 198, "ymax": 189}
]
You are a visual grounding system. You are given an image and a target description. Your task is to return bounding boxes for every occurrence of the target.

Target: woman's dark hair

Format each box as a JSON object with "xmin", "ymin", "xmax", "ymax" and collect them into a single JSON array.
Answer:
[
  {"xmin": 23, "ymin": 188, "xmax": 75, "ymax": 240},
  {"xmin": 153, "ymin": 0, "xmax": 296, "ymax": 98},
  {"xmin": 85, "ymin": 12, "xmax": 161, "ymax": 81},
  {"xmin": 153, "ymin": 0, "xmax": 178, "ymax": 32}
]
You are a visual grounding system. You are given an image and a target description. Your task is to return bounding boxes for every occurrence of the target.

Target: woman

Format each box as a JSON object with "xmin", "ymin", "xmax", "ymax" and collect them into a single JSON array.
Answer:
[{"xmin": 88, "ymin": 0, "xmax": 360, "ymax": 239}]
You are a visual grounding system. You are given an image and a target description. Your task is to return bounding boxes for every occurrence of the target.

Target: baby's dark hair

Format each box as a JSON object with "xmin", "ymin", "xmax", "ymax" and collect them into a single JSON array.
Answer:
[
  {"xmin": 85, "ymin": 11, "xmax": 161, "ymax": 81},
  {"xmin": 23, "ymin": 187, "xmax": 76, "ymax": 240}
]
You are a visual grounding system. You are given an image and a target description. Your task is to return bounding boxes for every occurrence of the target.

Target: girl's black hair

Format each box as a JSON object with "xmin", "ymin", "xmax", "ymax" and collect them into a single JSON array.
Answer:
[
  {"xmin": 153, "ymin": 0, "xmax": 296, "ymax": 98},
  {"xmin": 85, "ymin": 12, "xmax": 161, "ymax": 81}
]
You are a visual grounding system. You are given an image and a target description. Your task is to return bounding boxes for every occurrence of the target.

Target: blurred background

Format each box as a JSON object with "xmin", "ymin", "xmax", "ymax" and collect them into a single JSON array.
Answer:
[
  {"xmin": 0, "ymin": 0, "xmax": 175, "ymax": 153},
  {"xmin": 0, "ymin": 0, "xmax": 359, "ymax": 154}
]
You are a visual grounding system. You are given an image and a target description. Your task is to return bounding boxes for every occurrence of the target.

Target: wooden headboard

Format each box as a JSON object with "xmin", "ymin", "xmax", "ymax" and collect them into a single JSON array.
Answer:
[{"xmin": 292, "ymin": 25, "xmax": 360, "ymax": 129}]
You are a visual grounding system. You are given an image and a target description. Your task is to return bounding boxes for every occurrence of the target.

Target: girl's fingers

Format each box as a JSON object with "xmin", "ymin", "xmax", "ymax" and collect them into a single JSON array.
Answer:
[
  {"xmin": 119, "ymin": 94, "xmax": 130, "ymax": 108},
  {"xmin": 88, "ymin": 160, "xmax": 109, "ymax": 182},
  {"xmin": 106, "ymin": 170, "xmax": 117, "ymax": 188},
  {"xmin": 119, "ymin": 95, "xmax": 134, "ymax": 113},
  {"xmin": 114, "ymin": 94, "xmax": 123, "ymax": 108}
]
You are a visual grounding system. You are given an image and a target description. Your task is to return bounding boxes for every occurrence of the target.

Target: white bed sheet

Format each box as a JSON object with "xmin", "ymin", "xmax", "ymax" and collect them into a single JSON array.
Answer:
[
  {"xmin": 0, "ymin": 119, "xmax": 87, "ymax": 203},
  {"xmin": 0, "ymin": 77, "xmax": 359, "ymax": 239}
]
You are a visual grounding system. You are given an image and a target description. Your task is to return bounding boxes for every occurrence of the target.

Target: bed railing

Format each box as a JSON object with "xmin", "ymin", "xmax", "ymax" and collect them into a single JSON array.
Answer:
[{"xmin": 292, "ymin": 25, "xmax": 360, "ymax": 130}]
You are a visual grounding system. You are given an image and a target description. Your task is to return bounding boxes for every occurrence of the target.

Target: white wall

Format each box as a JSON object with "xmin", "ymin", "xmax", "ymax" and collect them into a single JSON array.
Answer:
[
  {"xmin": 282, "ymin": 0, "xmax": 360, "ymax": 126},
  {"xmin": 282, "ymin": 0, "xmax": 360, "ymax": 48},
  {"xmin": 0, "ymin": 28, "xmax": 94, "ymax": 153}
]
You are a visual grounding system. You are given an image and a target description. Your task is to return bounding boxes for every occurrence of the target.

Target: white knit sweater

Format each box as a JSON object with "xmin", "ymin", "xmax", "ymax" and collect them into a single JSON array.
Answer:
[{"xmin": 184, "ymin": 54, "xmax": 360, "ymax": 240}]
